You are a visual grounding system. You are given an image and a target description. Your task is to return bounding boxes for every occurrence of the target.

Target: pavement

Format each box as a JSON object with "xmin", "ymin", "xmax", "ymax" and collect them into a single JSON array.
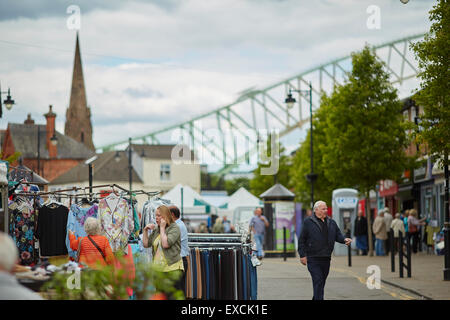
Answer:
[{"xmin": 257, "ymin": 251, "xmax": 450, "ymax": 300}]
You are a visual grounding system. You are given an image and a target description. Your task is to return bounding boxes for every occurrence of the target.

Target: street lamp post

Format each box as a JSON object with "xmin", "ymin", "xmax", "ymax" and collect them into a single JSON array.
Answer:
[
  {"xmin": 128, "ymin": 137, "xmax": 132, "ymax": 192},
  {"xmin": 0, "ymin": 83, "xmax": 15, "ymax": 118},
  {"xmin": 285, "ymin": 82, "xmax": 318, "ymax": 209}
]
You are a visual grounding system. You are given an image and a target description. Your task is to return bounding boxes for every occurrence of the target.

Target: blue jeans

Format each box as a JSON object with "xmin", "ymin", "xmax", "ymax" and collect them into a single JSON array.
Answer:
[
  {"xmin": 249, "ymin": 256, "xmax": 258, "ymax": 300},
  {"xmin": 375, "ymin": 239, "xmax": 385, "ymax": 256},
  {"xmin": 307, "ymin": 257, "xmax": 331, "ymax": 300},
  {"xmin": 254, "ymin": 233, "xmax": 264, "ymax": 258}
]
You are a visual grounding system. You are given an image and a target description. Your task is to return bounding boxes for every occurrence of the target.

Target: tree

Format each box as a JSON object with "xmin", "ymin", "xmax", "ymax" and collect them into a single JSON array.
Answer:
[
  {"xmin": 290, "ymin": 110, "xmax": 339, "ymax": 208},
  {"xmin": 224, "ymin": 177, "xmax": 250, "ymax": 195},
  {"xmin": 249, "ymin": 135, "xmax": 291, "ymax": 197},
  {"xmin": 0, "ymin": 151, "xmax": 21, "ymax": 165},
  {"xmin": 410, "ymin": 0, "xmax": 450, "ymax": 279},
  {"xmin": 319, "ymin": 46, "xmax": 412, "ymax": 256},
  {"xmin": 201, "ymin": 171, "xmax": 225, "ymax": 190}
]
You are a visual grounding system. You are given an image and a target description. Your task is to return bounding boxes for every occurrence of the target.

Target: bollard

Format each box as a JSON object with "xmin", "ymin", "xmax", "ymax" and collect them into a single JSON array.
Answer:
[
  {"xmin": 406, "ymin": 233, "xmax": 412, "ymax": 278},
  {"xmin": 399, "ymin": 231, "xmax": 404, "ymax": 278},
  {"xmin": 347, "ymin": 230, "xmax": 351, "ymax": 267},
  {"xmin": 390, "ymin": 229, "xmax": 395, "ymax": 273},
  {"xmin": 283, "ymin": 227, "xmax": 287, "ymax": 261}
]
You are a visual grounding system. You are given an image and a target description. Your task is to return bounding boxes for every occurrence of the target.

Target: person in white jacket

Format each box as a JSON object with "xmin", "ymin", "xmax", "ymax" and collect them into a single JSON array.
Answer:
[
  {"xmin": 390, "ymin": 213, "xmax": 405, "ymax": 255},
  {"xmin": 383, "ymin": 208, "xmax": 393, "ymax": 255}
]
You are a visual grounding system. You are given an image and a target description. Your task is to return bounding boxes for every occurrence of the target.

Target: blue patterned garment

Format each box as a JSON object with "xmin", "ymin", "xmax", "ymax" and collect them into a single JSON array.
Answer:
[
  {"xmin": 65, "ymin": 204, "xmax": 98, "ymax": 259},
  {"xmin": 8, "ymin": 199, "xmax": 36, "ymax": 265}
]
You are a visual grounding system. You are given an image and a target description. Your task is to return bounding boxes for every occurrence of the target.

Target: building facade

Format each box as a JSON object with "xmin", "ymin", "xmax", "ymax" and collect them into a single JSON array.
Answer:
[{"xmin": 2, "ymin": 107, "xmax": 95, "ymax": 182}]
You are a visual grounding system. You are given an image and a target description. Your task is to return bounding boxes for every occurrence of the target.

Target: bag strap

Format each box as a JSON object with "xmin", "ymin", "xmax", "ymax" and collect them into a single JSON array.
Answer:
[
  {"xmin": 76, "ymin": 237, "xmax": 82, "ymax": 263},
  {"xmin": 87, "ymin": 235, "xmax": 107, "ymax": 262}
]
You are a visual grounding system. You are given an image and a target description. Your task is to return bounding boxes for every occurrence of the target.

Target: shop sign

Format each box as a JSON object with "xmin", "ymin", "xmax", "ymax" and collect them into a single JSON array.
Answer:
[
  {"xmin": 414, "ymin": 161, "xmax": 429, "ymax": 182},
  {"xmin": 379, "ymin": 180, "xmax": 398, "ymax": 197},
  {"xmin": 401, "ymin": 170, "xmax": 411, "ymax": 184}
]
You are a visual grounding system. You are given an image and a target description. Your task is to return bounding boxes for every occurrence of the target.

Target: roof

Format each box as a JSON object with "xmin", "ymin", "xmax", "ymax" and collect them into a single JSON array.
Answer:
[
  {"xmin": 50, "ymin": 150, "xmax": 142, "ymax": 184},
  {"xmin": 201, "ymin": 190, "xmax": 229, "ymax": 208},
  {"xmin": 219, "ymin": 187, "xmax": 262, "ymax": 210},
  {"xmin": 0, "ymin": 130, "xmax": 5, "ymax": 149},
  {"xmin": 8, "ymin": 123, "xmax": 95, "ymax": 160},
  {"xmin": 131, "ymin": 144, "xmax": 196, "ymax": 161},
  {"xmin": 260, "ymin": 183, "xmax": 295, "ymax": 199},
  {"xmin": 163, "ymin": 184, "xmax": 214, "ymax": 213}
]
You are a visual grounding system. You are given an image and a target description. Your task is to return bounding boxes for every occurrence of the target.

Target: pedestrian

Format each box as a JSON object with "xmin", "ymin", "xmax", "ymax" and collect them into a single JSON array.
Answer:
[
  {"xmin": 407, "ymin": 209, "xmax": 426, "ymax": 254},
  {"xmin": 197, "ymin": 222, "xmax": 209, "ymax": 233},
  {"xmin": 222, "ymin": 216, "xmax": 235, "ymax": 233},
  {"xmin": 249, "ymin": 207, "xmax": 269, "ymax": 260},
  {"xmin": 353, "ymin": 210, "xmax": 368, "ymax": 255},
  {"xmin": 390, "ymin": 213, "xmax": 405, "ymax": 255},
  {"xmin": 68, "ymin": 217, "xmax": 115, "ymax": 269},
  {"xmin": 212, "ymin": 217, "xmax": 225, "ymax": 233},
  {"xmin": 0, "ymin": 232, "xmax": 44, "ymax": 300},
  {"xmin": 169, "ymin": 205, "xmax": 190, "ymax": 297},
  {"xmin": 142, "ymin": 205, "xmax": 183, "ymax": 298},
  {"xmin": 383, "ymin": 208, "xmax": 393, "ymax": 255},
  {"xmin": 372, "ymin": 211, "xmax": 387, "ymax": 256},
  {"xmin": 298, "ymin": 201, "xmax": 352, "ymax": 300},
  {"xmin": 403, "ymin": 210, "xmax": 410, "ymax": 233}
]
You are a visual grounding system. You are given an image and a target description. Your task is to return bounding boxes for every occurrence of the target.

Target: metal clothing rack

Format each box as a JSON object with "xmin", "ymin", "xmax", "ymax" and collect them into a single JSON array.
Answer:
[{"xmin": 188, "ymin": 233, "xmax": 252, "ymax": 253}]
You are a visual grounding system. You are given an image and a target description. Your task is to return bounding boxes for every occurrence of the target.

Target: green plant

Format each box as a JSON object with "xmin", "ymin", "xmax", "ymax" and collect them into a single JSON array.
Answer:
[{"xmin": 41, "ymin": 251, "xmax": 184, "ymax": 300}]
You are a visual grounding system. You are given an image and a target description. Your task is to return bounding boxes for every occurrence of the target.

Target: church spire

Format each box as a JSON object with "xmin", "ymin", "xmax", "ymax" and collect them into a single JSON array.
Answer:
[{"xmin": 64, "ymin": 32, "xmax": 95, "ymax": 151}]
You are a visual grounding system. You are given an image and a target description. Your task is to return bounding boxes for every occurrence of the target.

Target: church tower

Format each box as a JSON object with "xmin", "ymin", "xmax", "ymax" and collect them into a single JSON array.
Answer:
[{"xmin": 64, "ymin": 33, "xmax": 95, "ymax": 151}]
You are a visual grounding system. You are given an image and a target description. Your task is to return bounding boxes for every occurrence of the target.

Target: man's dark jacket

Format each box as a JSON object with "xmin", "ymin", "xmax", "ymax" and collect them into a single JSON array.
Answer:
[
  {"xmin": 354, "ymin": 216, "xmax": 368, "ymax": 236},
  {"xmin": 298, "ymin": 214, "xmax": 346, "ymax": 258}
]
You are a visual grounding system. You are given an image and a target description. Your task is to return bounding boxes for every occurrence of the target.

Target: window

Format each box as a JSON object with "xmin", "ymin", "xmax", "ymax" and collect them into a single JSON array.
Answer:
[{"xmin": 160, "ymin": 164, "xmax": 171, "ymax": 181}]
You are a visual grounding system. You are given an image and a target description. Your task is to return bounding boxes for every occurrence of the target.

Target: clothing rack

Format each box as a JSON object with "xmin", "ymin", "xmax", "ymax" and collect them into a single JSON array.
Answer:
[{"xmin": 185, "ymin": 243, "xmax": 257, "ymax": 300}]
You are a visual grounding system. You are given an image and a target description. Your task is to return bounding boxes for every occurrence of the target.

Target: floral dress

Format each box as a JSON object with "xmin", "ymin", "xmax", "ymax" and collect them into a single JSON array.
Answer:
[
  {"xmin": 65, "ymin": 203, "xmax": 99, "ymax": 259},
  {"xmin": 99, "ymin": 194, "xmax": 134, "ymax": 254},
  {"xmin": 8, "ymin": 199, "xmax": 36, "ymax": 265}
]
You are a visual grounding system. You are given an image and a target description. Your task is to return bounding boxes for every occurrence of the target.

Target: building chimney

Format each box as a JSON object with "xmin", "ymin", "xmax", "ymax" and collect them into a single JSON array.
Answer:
[
  {"xmin": 24, "ymin": 114, "xmax": 35, "ymax": 125},
  {"xmin": 44, "ymin": 105, "xmax": 57, "ymax": 158}
]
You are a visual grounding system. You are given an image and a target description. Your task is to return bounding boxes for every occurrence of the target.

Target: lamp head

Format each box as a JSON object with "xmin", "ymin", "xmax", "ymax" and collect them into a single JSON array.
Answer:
[
  {"xmin": 285, "ymin": 92, "xmax": 296, "ymax": 109},
  {"xmin": 4, "ymin": 88, "xmax": 14, "ymax": 110}
]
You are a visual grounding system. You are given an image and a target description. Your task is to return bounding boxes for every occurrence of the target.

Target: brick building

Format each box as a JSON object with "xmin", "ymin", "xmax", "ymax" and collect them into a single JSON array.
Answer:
[{"xmin": 2, "ymin": 107, "xmax": 95, "ymax": 182}]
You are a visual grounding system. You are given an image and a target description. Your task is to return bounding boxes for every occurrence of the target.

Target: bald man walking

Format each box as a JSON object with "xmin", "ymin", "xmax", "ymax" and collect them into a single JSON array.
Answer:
[{"xmin": 298, "ymin": 201, "xmax": 352, "ymax": 300}]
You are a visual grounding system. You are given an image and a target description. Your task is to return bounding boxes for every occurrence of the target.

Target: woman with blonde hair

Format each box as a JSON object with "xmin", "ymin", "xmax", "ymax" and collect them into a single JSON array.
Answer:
[{"xmin": 142, "ymin": 205, "xmax": 183, "ymax": 297}]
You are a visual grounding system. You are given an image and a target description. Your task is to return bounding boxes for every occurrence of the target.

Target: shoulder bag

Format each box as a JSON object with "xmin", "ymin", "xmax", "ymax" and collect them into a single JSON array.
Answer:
[{"xmin": 87, "ymin": 235, "xmax": 107, "ymax": 262}]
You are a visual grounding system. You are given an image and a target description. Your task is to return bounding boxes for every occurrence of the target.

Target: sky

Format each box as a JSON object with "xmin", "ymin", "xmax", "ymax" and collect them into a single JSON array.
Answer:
[{"xmin": 0, "ymin": 0, "xmax": 435, "ymax": 169}]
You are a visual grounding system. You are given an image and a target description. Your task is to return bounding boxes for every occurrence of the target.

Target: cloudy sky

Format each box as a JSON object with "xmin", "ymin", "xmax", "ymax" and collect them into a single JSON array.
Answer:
[{"xmin": 0, "ymin": 0, "xmax": 435, "ymax": 166}]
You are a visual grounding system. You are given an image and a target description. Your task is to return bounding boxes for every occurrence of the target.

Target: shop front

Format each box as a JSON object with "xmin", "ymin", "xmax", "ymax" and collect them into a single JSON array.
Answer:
[
  {"xmin": 431, "ymin": 158, "xmax": 447, "ymax": 229},
  {"xmin": 379, "ymin": 179, "xmax": 398, "ymax": 215},
  {"xmin": 414, "ymin": 157, "xmax": 434, "ymax": 220},
  {"xmin": 397, "ymin": 169, "xmax": 416, "ymax": 212}
]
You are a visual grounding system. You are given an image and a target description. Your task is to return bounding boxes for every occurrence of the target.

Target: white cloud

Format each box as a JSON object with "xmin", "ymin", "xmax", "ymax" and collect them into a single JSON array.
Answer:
[{"xmin": 0, "ymin": 0, "xmax": 435, "ymax": 156}]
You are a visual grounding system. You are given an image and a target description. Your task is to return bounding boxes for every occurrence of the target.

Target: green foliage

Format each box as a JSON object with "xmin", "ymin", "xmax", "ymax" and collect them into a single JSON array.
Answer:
[
  {"xmin": 41, "ymin": 251, "xmax": 183, "ymax": 300},
  {"xmin": 1, "ymin": 151, "xmax": 21, "ymax": 164},
  {"xmin": 411, "ymin": 0, "xmax": 450, "ymax": 158},
  {"xmin": 249, "ymin": 135, "xmax": 292, "ymax": 197},
  {"xmin": 224, "ymin": 177, "xmax": 250, "ymax": 195},
  {"xmin": 290, "ymin": 113, "xmax": 340, "ymax": 207},
  {"xmin": 319, "ymin": 46, "xmax": 412, "ymax": 193},
  {"xmin": 201, "ymin": 171, "xmax": 225, "ymax": 190}
]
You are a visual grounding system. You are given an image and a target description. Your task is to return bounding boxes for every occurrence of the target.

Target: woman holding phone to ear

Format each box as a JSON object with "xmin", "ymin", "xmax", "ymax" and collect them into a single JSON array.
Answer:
[{"xmin": 142, "ymin": 205, "xmax": 183, "ymax": 297}]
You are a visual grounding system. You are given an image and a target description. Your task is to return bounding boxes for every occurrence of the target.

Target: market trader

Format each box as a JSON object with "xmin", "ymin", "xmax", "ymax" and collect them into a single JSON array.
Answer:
[{"xmin": 298, "ymin": 200, "xmax": 352, "ymax": 300}]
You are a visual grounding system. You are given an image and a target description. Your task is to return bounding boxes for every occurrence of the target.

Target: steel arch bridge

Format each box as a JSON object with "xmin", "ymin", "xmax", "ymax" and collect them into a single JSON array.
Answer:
[{"xmin": 98, "ymin": 33, "xmax": 424, "ymax": 176}]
